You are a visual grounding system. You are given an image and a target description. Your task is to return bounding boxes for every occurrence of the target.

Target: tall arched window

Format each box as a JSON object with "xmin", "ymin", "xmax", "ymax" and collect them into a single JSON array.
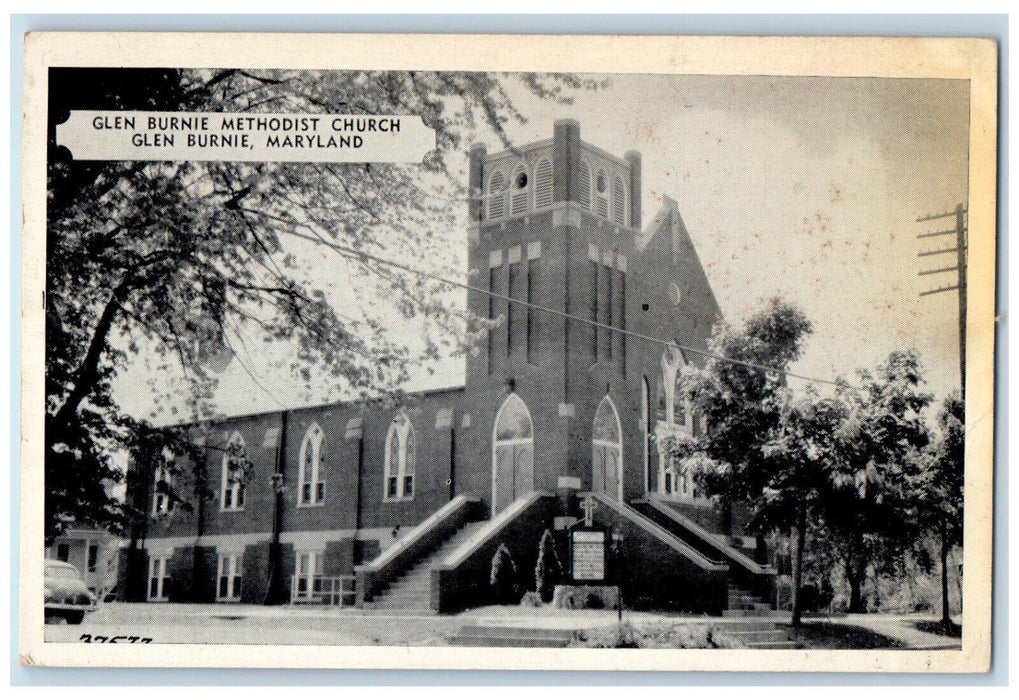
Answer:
[
  {"xmin": 577, "ymin": 159, "xmax": 592, "ymax": 209},
  {"xmin": 593, "ymin": 396, "xmax": 623, "ymax": 501},
  {"xmin": 492, "ymin": 394, "xmax": 534, "ymax": 514},
  {"xmin": 221, "ymin": 431, "xmax": 247, "ymax": 511},
  {"xmin": 384, "ymin": 412, "xmax": 415, "ymax": 500},
  {"xmin": 534, "ymin": 156, "xmax": 553, "ymax": 209},
  {"xmin": 595, "ymin": 168, "xmax": 610, "ymax": 219},
  {"xmin": 655, "ymin": 374, "xmax": 667, "ymax": 423},
  {"xmin": 298, "ymin": 423, "xmax": 325, "ymax": 505},
  {"xmin": 612, "ymin": 174, "xmax": 627, "ymax": 225},
  {"xmin": 673, "ymin": 365, "xmax": 693, "ymax": 432},
  {"xmin": 510, "ymin": 162, "xmax": 529, "ymax": 215},
  {"xmin": 487, "ymin": 170, "xmax": 506, "ymax": 220},
  {"xmin": 658, "ymin": 346, "xmax": 696, "ymax": 498},
  {"xmin": 152, "ymin": 448, "xmax": 175, "ymax": 516}
]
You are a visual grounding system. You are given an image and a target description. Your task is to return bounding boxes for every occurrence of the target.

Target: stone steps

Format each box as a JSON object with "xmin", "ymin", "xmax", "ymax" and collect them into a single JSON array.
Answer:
[
  {"xmin": 714, "ymin": 620, "xmax": 798, "ymax": 649},
  {"xmin": 713, "ymin": 620, "xmax": 785, "ymax": 632},
  {"xmin": 450, "ymin": 625, "xmax": 573, "ymax": 648},
  {"xmin": 370, "ymin": 521, "xmax": 487, "ymax": 612},
  {"xmin": 745, "ymin": 641, "xmax": 798, "ymax": 649},
  {"xmin": 362, "ymin": 606, "xmax": 436, "ymax": 616},
  {"xmin": 727, "ymin": 585, "xmax": 774, "ymax": 614},
  {"xmin": 722, "ymin": 609, "xmax": 788, "ymax": 618}
]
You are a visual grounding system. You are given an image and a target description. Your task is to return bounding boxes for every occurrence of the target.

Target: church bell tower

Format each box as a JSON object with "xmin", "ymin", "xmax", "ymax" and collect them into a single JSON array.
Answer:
[{"xmin": 463, "ymin": 120, "xmax": 644, "ymax": 511}]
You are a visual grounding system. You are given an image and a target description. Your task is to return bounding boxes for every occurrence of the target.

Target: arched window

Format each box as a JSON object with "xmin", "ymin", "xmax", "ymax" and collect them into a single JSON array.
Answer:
[
  {"xmin": 657, "ymin": 345, "xmax": 697, "ymax": 498},
  {"xmin": 492, "ymin": 393, "xmax": 534, "ymax": 514},
  {"xmin": 577, "ymin": 159, "xmax": 592, "ymax": 209},
  {"xmin": 510, "ymin": 162, "xmax": 529, "ymax": 215},
  {"xmin": 534, "ymin": 156, "xmax": 553, "ymax": 209},
  {"xmin": 297, "ymin": 423, "xmax": 325, "ymax": 505},
  {"xmin": 612, "ymin": 174, "xmax": 627, "ymax": 225},
  {"xmin": 595, "ymin": 168, "xmax": 610, "ymax": 219},
  {"xmin": 673, "ymin": 379, "xmax": 693, "ymax": 431},
  {"xmin": 221, "ymin": 432, "xmax": 247, "ymax": 511},
  {"xmin": 384, "ymin": 412, "xmax": 416, "ymax": 500},
  {"xmin": 487, "ymin": 170, "xmax": 506, "ymax": 220},
  {"xmin": 655, "ymin": 374, "xmax": 667, "ymax": 423},
  {"xmin": 592, "ymin": 396, "xmax": 623, "ymax": 501},
  {"xmin": 152, "ymin": 448, "xmax": 175, "ymax": 516}
]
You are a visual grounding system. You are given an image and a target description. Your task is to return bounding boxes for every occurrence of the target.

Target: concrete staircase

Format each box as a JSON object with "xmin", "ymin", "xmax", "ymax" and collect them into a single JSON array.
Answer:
[
  {"xmin": 449, "ymin": 624, "xmax": 573, "ymax": 648},
  {"xmin": 723, "ymin": 585, "xmax": 781, "ymax": 617},
  {"xmin": 365, "ymin": 521, "xmax": 488, "ymax": 614},
  {"xmin": 714, "ymin": 619, "xmax": 798, "ymax": 649}
]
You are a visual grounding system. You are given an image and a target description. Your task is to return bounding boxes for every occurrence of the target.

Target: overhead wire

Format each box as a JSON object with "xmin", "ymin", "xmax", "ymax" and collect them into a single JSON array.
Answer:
[{"xmin": 281, "ymin": 228, "xmax": 855, "ymax": 389}]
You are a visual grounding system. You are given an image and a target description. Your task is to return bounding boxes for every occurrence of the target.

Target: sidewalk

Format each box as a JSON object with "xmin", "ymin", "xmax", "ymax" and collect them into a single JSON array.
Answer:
[
  {"xmin": 85, "ymin": 603, "xmax": 962, "ymax": 650},
  {"xmin": 837, "ymin": 614, "xmax": 962, "ymax": 650}
]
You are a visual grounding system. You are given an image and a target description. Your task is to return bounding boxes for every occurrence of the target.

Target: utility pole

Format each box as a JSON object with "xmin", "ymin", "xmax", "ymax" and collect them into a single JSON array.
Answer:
[{"xmin": 917, "ymin": 203, "xmax": 967, "ymax": 398}]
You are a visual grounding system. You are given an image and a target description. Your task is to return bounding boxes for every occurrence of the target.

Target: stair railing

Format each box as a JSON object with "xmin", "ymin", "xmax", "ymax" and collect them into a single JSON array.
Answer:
[{"xmin": 355, "ymin": 494, "xmax": 482, "ymax": 606}]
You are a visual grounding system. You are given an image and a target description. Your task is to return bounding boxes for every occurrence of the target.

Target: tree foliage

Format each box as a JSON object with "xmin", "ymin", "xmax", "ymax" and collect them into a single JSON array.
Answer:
[
  {"xmin": 680, "ymin": 297, "xmax": 814, "ymax": 511},
  {"xmin": 673, "ymin": 298, "xmax": 954, "ymax": 621},
  {"xmin": 816, "ymin": 350, "xmax": 933, "ymax": 612},
  {"xmin": 45, "ymin": 67, "xmax": 598, "ymax": 540},
  {"xmin": 490, "ymin": 542, "xmax": 519, "ymax": 604},
  {"xmin": 534, "ymin": 529, "xmax": 563, "ymax": 603},
  {"xmin": 916, "ymin": 392, "xmax": 964, "ymax": 551},
  {"xmin": 913, "ymin": 391, "xmax": 964, "ymax": 622}
]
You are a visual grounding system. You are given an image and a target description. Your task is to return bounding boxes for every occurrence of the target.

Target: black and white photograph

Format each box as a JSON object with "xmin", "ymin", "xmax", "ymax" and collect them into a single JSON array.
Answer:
[{"xmin": 20, "ymin": 33, "xmax": 997, "ymax": 671}]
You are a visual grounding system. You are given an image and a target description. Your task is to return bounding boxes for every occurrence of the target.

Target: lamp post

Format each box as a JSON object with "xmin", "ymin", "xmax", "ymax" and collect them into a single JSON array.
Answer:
[{"xmin": 610, "ymin": 523, "xmax": 625, "ymax": 622}]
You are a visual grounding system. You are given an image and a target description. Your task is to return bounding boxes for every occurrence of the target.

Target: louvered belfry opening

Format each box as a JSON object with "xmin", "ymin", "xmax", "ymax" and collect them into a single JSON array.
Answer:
[{"xmin": 534, "ymin": 156, "xmax": 553, "ymax": 209}]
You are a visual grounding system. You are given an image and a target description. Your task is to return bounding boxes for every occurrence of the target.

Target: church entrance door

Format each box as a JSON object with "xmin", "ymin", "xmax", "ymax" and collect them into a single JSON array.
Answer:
[{"xmin": 492, "ymin": 394, "xmax": 534, "ymax": 515}]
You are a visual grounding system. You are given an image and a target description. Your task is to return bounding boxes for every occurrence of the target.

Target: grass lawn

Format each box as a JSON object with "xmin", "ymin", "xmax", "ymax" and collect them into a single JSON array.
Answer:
[
  {"xmin": 913, "ymin": 619, "xmax": 962, "ymax": 638},
  {"xmin": 782, "ymin": 621, "xmax": 905, "ymax": 649}
]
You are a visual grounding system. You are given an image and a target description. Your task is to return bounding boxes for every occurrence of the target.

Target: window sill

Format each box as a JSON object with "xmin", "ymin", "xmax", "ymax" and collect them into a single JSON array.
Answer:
[
  {"xmin": 219, "ymin": 506, "xmax": 245, "ymax": 513},
  {"xmin": 216, "ymin": 597, "xmax": 241, "ymax": 603},
  {"xmin": 296, "ymin": 501, "xmax": 325, "ymax": 509},
  {"xmin": 383, "ymin": 497, "xmax": 414, "ymax": 504}
]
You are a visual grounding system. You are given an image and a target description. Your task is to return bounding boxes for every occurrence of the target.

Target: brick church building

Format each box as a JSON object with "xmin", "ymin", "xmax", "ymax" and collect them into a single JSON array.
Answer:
[{"xmin": 119, "ymin": 120, "xmax": 776, "ymax": 614}]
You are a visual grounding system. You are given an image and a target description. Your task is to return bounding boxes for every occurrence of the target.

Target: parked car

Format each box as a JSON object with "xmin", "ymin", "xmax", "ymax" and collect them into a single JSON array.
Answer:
[{"xmin": 44, "ymin": 559, "xmax": 97, "ymax": 624}]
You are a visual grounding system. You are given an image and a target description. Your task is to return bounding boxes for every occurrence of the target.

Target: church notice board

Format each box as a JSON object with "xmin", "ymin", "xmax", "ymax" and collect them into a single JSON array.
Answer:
[
  {"xmin": 570, "ymin": 528, "xmax": 607, "ymax": 583},
  {"xmin": 19, "ymin": 32, "xmax": 997, "ymax": 674}
]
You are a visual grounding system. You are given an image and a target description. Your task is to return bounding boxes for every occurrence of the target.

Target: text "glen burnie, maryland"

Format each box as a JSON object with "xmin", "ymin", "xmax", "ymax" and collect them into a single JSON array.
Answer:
[{"xmin": 93, "ymin": 114, "xmax": 403, "ymax": 149}]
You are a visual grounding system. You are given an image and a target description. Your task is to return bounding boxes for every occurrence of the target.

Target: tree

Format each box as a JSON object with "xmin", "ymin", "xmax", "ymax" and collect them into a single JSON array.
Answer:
[
  {"xmin": 490, "ymin": 543, "xmax": 519, "ymax": 605},
  {"xmin": 914, "ymin": 391, "xmax": 964, "ymax": 625},
  {"xmin": 45, "ymin": 68, "xmax": 599, "ymax": 540},
  {"xmin": 677, "ymin": 298, "xmax": 815, "ymax": 624},
  {"xmin": 758, "ymin": 391, "xmax": 844, "ymax": 625},
  {"xmin": 817, "ymin": 350, "xmax": 933, "ymax": 613},
  {"xmin": 534, "ymin": 529, "xmax": 563, "ymax": 603}
]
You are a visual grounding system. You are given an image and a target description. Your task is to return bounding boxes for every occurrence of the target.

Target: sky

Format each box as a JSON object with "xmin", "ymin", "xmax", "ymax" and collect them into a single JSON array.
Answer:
[{"xmin": 114, "ymin": 72, "xmax": 971, "ymax": 421}]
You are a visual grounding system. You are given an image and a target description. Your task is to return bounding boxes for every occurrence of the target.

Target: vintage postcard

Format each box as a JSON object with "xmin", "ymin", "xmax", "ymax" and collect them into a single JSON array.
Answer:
[{"xmin": 19, "ymin": 33, "xmax": 997, "ymax": 671}]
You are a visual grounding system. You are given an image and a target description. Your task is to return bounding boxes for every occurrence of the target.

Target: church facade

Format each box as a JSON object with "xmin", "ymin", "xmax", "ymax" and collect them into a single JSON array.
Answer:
[{"xmin": 119, "ymin": 120, "xmax": 775, "ymax": 614}]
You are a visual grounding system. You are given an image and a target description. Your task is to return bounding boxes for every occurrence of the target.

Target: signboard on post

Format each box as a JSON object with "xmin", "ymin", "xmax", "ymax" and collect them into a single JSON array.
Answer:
[{"xmin": 570, "ymin": 529, "xmax": 606, "ymax": 582}]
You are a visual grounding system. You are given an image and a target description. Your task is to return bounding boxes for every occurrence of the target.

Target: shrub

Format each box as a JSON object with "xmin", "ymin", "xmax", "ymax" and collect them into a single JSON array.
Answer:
[
  {"xmin": 534, "ymin": 529, "xmax": 563, "ymax": 603},
  {"xmin": 490, "ymin": 543, "xmax": 519, "ymax": 604},
  {"xmin": 519, "ymin": 591, "xmax": 542, "ymax": 607}
]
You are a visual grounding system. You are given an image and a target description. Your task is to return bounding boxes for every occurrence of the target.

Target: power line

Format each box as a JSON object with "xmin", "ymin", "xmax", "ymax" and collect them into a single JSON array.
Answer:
[
  {"xmin": 282, "ymin": 228, "xmax": 856, "ymax": 389},
  {"xmin": 916, "ymin": 203, "xmax": 967, "ymax": 397}
]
